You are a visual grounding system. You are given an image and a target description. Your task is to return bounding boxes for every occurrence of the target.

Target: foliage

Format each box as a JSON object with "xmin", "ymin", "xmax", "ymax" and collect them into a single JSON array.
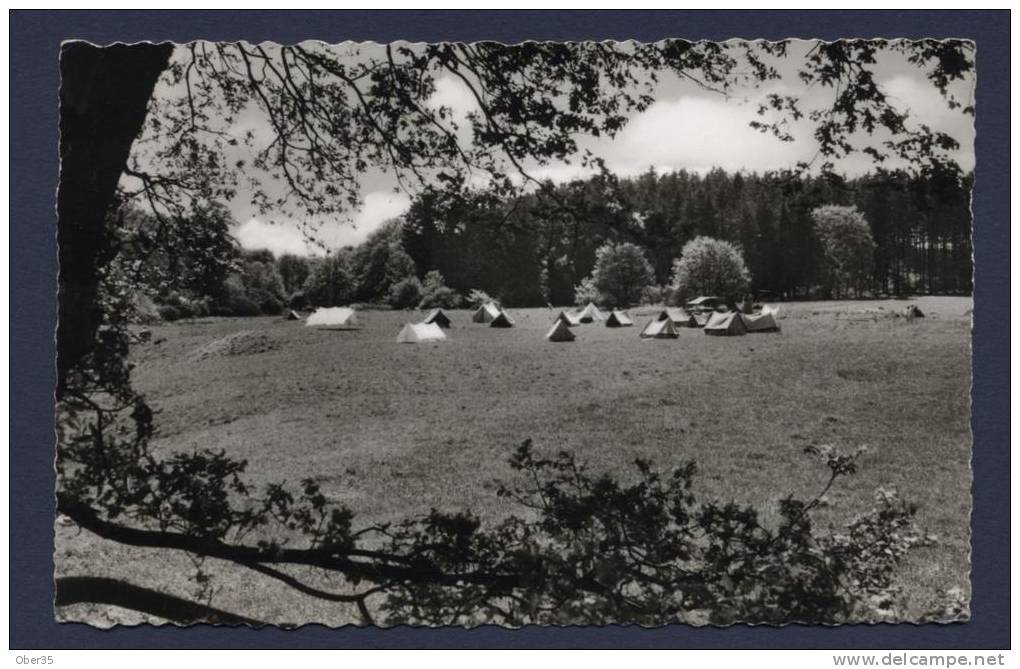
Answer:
[
  {"xmin": 418, "ymin": 270, "xmax": 462, "ymax": 309},
  {"xmin": 573, "ymin": 276, "xmax": 602, "ymax": 307},
  {"xmin": 301, "ymin": 254, "xmax": 355, "ymax": 307},
  {"xmin": 640, "ymin": 284, "xmax": 673, "ymax": 306},
  {"xmin": 388, "ymin": 275, "xmax": 424, "ymax": 310},
  {"xmin": 588, "ymin": 242, "xmax": 655, "ymax": 308},
  {"xmin": 240, "ymin": 255, "xmax": 287, "ymax": 315},
  {"xmin": 287, "ymin": 290, "xmax": 308, "ymax": 311},
  {"xmin": 670, "ymin": 236, "xmax": 752, "ymax": 300},
  {"xmin": 351, "ymin": 219, "xmax": 418, "ymax": 303},
  {"xmin": 402, "ymin": 187, "xmax": 545, "ymax": 306},
  {"xmin": 466, "ymin": 289, "xmax": 496, "ymax": 309},
  {"xmin": 277, "ymin": 254, "xmax": 312, "ymax": 295},
  {"xmin": 107, "ymin": 200, "xmax": 240, "ymax": 306},
  {"xmin": 214, "ymin": 275, "xmax": 262, "ymax": 317},
  {"xmin": 811, "ymin": 205, "xmax": 877, "ymax": 299}
]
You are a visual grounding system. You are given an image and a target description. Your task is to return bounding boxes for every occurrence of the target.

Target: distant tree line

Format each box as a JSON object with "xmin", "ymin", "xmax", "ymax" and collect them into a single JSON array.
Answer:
[
  {"xmin": 401, "ymin": 166, "xmax": 972, "ymax": 306},
  {"xmin": 114, "ymin": 166, "xmax": 972, "ymax": 319}
]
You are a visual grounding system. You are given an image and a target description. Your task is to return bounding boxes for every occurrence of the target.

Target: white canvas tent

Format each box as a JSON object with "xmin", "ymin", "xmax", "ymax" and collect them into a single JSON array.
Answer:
[
  {"xmin": 605, "ymin": 310, "xmax": 634, "ymax": 327},
  {"xmin": 577, "ymin": 302, "xmax": 604, "ymax": 323},
  {"xmin": 545, "ymin": 318, "xmax": 576, "ymax": 342},
  {"xmin": 396, "ymin": 322, "xmax": 448, "ymax": 343},
  {"xmin": 640, "ymin": 318, "xmax": 679, "ymax": 339},
  {"xmin": 704, "ymin": 311, "xmax": 747, "ymax": 336},
  {"xmin": 760, "ymin": 304, "xmax": 782, "ymax": 318},
  {"xmin": 305, "ymin": 307, "xmax": 358, "ymax": 328},
  {"xmin": 686, "ymin": 296, "xmax": 724, "ymax": 311},
  {"xmin": 472, "ymin": 302, "xmax": 502, "ymax": 323},
  {"xmin": 423, "ymin": 308, "xmax": 452, "ymax": 328},
  {"xmin": 657, "ymin": 307, "xmax": 697, "ymax": 327}
]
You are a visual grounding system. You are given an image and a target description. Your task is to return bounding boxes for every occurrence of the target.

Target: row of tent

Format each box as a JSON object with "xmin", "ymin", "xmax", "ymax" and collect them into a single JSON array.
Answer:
[
  {"xmin": 291, "ymin": 302, "xmax": 778, "ymax": 344},
  {"xmin": 640, "ymin": 308, "xmax": 780, "ymax": 338}
]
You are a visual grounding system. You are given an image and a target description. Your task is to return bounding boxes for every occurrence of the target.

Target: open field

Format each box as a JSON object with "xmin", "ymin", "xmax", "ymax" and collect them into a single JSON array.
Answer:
[{"xmin": 56, "ymin": 296, "xmax": 973, "ymax": 626}]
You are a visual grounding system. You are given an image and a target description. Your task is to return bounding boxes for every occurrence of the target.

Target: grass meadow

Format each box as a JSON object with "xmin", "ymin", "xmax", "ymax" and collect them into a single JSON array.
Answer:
[{"xmin": 56, "ymin": 296, "xmax": 973, "ymax": 626}]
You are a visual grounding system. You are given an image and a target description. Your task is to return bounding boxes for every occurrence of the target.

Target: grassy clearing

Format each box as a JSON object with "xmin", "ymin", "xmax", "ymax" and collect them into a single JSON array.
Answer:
[{"xmin": 56, "ymin": 296, "xmax": 972, "ymax": 626}]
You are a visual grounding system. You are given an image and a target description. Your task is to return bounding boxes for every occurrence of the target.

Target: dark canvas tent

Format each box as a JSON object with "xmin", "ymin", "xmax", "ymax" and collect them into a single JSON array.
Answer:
[
  {"xmin": 658, "ymin": 307, "xmax": 697, "ymax": 328},
  {"xmin": 423, "ymin": 308, "xmax": 452, "ymax": 328},
  {"xmin": 545, "ymin": 318, "xmax": 576, "ymax": 342},
  {"xmin": 640, "ymin": 318, "xmax": 679, "ymax": 339},
  {"xmin": 605, "ymin": 310, "xmax": 634, "ymax": 327},
  {"xmin": 472, "ymin": 302, "xmax": 501, "ymax": 323},
  {"xmin": 740, "ymin": 312, "xmax": 780, "ymax": 333},
  {"xmin": 490, "ymin": 310, "xmax": 515, "ymax": 328},
  {"xmin": 555, "ymin": 310, "xmax": 582, "ymax": 327},
  {"xmin": 704, "ymin": 311, "xmax": 747, "ymax": 336}
]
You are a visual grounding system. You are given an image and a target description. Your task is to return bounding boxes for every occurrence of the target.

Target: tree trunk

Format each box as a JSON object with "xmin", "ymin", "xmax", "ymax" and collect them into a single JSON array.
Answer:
[{"xmin": 57, "ymin": 42, "xmax": 172, "ymax": 395}]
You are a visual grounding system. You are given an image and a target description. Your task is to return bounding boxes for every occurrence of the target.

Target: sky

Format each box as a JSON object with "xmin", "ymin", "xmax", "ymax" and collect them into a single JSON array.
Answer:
[{"xmin": 132, "ymin": 40, "xmax": 976, "ymax": 257}]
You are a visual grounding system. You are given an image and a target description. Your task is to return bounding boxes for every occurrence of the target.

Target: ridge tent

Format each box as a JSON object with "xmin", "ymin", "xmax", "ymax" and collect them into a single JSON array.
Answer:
[
  {"xmin": 605, "ymin": 310, "xmax": 634, "ymax": 327},
  {"xmin": 692, "ymin": 312, "xmax": 711, "ymax": 328},
  {"xmin": 640, "ymin": 318, "xmax": 679, "ymax": 339},
  {"xmin": 577, "ymin": 302, "xmax": 604, "ymax": 323},
  {"xmin": 686, "ymin": 296, "xmax": 724, "ymax": 312},
  {"xmin": 545, "ymin": 318, "xmax": 576, "ymax": 342},
  {"xmin": 704, "ymin": 311, "xmax": 747, "ymax": 336},
  {"xmin": 657, "ymin": 307, "xmax": 697, "ymax": 327},
  {"xmin": 423, "ymin": 308, "xmax": 452, "ymax": 328},
  {"xmin": 740, "ymin": 311, "xmax": 780, "ymax": 333},
  {"xmin": 555, "ymin": 311, "xmax": 582, "ymax": 327},
  {"xmin": 472, "ymin": 302, "xmax": 502, "ymax": 323},
  {"xmin": 490, "ymin": 310, "xmax": 515, "ymax": 328},
  {"xmin": 285, "ymin": 310, "xmax": 302, "ymax": 321},
  {"xmin": 305, "ymin": 307, "xmax": 358, "ymax": 329},
  {"xmin": 396, "ymin": 322, "xmax": 448, "ymax": 343}
]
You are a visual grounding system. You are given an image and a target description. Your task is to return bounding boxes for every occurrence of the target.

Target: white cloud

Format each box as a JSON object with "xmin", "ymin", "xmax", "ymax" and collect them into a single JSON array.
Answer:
[
  {"xmin": 234, "ymin": 190, "xmax": 411, "ymax": 256},
  {"xmin": 605, "ymin": 95, "xmax": 812, "ymax": 176}
]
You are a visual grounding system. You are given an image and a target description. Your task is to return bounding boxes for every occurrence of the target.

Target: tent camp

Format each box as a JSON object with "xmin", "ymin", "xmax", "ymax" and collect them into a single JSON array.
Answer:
[
  {"xmin": 285, "ymin": 310, "xmax": 302, "ymax": 321},
  {"xmin": 555, "ymin": 310, "xmax": 582, "ymax": 327},
  {"xmin": 657, "ymin": 307, "xmax": 697, "ymax": 328},
  {"xmin": 305, "ymin": 307, "xmax": 358, "ymax": 328},
  {"xmin": 704, "ymin": 311, "xmax": 747, "ymax": 336},
  {"xmin": 423, "ymin": 308, "xmax": 452, "ymax": 328},
  {"xmin": 490, "ymin": 310, "xmax": 515, "ymax": 328},
  {"xmin": 640, "ymin": 318, "xmax": 679, "ymax": 339},
  {"xmin": 545, "ymin": 318, "xmax": 576, "ymax": 342},
  {"xmin": 577, "ymin": 302, "xmax": 604, "ymax": 323},
  {"xmin": 740, "ymin": 311, "xmax": 780, "ymax": 333},
  {"xmin": 472, "ymin": 302, "xmax": 502, "ymax": 323},
  {"xmin": 396, "ymin": 322, "xmax": 448, "ymax": 343},
  {"xmin": 605, "ymin": 310, "xmax": 634, "ymax": 327}
]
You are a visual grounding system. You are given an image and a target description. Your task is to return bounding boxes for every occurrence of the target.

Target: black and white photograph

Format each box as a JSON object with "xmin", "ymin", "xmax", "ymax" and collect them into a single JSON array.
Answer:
[{"xmin": 54, "ymin": 35, "xmax": 976, "ymax": 628}]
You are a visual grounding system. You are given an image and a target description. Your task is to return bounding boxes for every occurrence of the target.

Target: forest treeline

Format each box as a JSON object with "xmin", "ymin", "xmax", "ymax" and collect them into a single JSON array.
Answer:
[{"xmin": 115, "ymin": 167, "xmax": 973, "ymax": 319}]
